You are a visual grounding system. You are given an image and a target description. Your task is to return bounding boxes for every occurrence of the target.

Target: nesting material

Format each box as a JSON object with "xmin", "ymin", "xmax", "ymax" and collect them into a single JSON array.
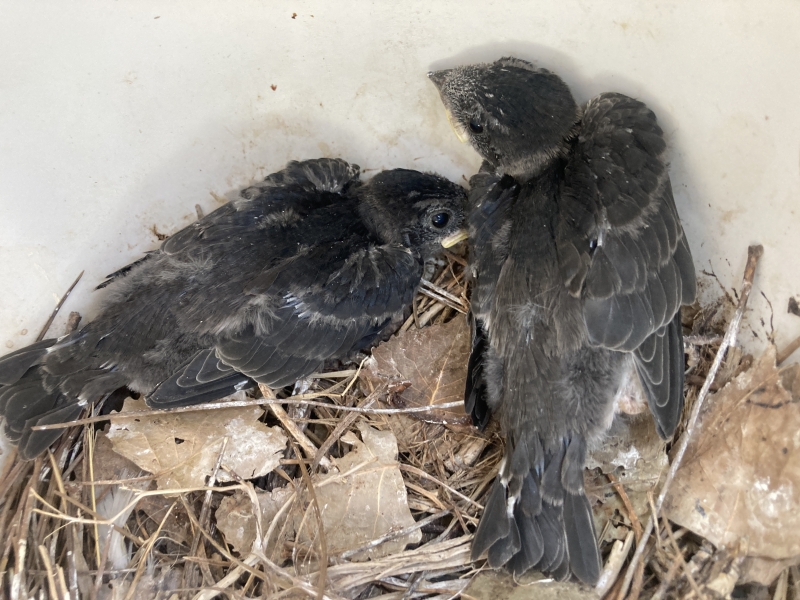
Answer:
[{"xmin": 2, "ymin": 247, "xmax": 799, "ymax": 599}]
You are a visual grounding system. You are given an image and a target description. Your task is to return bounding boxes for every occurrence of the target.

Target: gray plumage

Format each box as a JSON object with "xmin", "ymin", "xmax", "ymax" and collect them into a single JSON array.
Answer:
[
  {"xmin": 0, "ymin": 158, "xmax": 466, "ymax": 459},
  {"xmin": 430, "ymin": 58, "xmax": 696, "ymax": 584}
]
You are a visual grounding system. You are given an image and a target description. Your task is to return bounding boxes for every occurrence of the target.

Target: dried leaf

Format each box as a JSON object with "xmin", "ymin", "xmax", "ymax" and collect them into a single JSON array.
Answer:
[
  {"xmin": 363, "ymin": 317, "xmax": 470, "ymax": 425},
  {"xmin": 93, "ymin": 431, "xmax": 147, "ymax": 485},
  {"xmin": 305, "ymin": 422, "xmax": 421, "ymax": 560},
  {"xmin": 664, "ymin": 346, "xmax": 800, "ymax": 584},
  {"xmin": 586, "ymin": 414, "xmax": 668, "ymax": 542},
  {"xmin": 94, "ymin": 432, "xmax": 191, "ymax": 548},
  {"xmin": 216, "ymin": 486, "xmax": 295, "ymax": 555},
  {"xmin": 106, "ymin": 395, "xmax": 287, "ymax": 489}
]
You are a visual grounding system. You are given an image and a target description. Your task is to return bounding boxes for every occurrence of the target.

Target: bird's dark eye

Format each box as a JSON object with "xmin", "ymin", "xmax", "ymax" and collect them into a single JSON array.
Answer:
[
  {"xmin": 431, "ymin": 212, "xmax": 450, "ymax": 228},
  {"xmin": 589, "ymin": 238, "xmax": 598, "ymax": 252},
  {"xmin": 468, "ymin": 118, "xmax": 483, "ymax": 134}
]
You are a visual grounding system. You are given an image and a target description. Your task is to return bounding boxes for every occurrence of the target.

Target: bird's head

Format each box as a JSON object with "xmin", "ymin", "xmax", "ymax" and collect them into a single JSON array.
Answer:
[
  {"xmin": 356, "ymin": 169, "xmax": 467, "ymax": 259},
  {"xmin": 429, "ymin": 57, "xmax": 580, "ymax": 178}
]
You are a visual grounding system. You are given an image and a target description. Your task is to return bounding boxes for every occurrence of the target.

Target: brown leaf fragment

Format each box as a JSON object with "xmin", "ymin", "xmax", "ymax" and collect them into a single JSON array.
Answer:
[
  {"xmin": 93, "ymin": 432, "xmax": 193, "ymax": 551},
  {"xmin": 136, "ymin": 493, "xmax": 192, "ymax": 547},
  {"xmin": 106, "ymin": 395, "xmax": 288, "ymax": 489},
  {"xmin": 216, "ymin": 486, "xmax": 295, "ymax": 555},
  {"xmin": 303, "ymin": 423, "xmax": 421, "ymax": 560},
  {"xmin": 362, "ymin": 317, "xmax": 470, "ymax": 425},
  {"xmin": 586, "ymin": 415, "xmax": 668, "ymax": 542},
  {"xmin": 664, "ymin": 345, "xmax": 800, "ymax": 584}
]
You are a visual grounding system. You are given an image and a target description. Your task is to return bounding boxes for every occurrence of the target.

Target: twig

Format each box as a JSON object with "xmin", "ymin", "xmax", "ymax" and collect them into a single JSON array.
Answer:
[
  {"xmin": 185, "ymin": 436, "xmax": 229, "ymax": 591},
  {"xmin": 311, "ymin": 385, "xmax": 383, "ymax": 471},
  {"xmin": 618, "ymin": 244, "xmax": 764, "ymax": 600},
  {"xmin": 11, "ymin": 457, "xmax": 43, "ymax": 599},
  {"xmin": 399, "ymin": 465, "xmax": 484, "ymax": 510},
  {"xmin": 292, "ymin": 440, "xmax": 328, "ymax": 600},
  {"xmin": 192, "ymin": 553, "xmax": 259, "ymax": 600},
  {"xmin": 260, "ymin": 384, "xmax": 334, "ymax": 471},
  {"xmin": 596, "ymin": 529, "xmax": 635, "ymax": 598},
  {"xmin": 251, "ymin": 548, "xmax": 346, "ymax": 600},
  {"xmin": 64, "ymin": 312, "xmax": 82, "ymax": 335},
  {"xmin": 32, "ymin": 396, "xmax": 465, "ymax": 431},
  {"xmin": 777, "ymin": 332, "xmax": 800, "ymax": 365},
  {"xmin": 419, "ymin": 279, "xmax": 468, "ymax": 313},
  {"xmin": 774, "ymin": 567, "xmax": 789, "ymax": 600},
  {"xmin": 626, "ymin": 545, "xmax": 646, "ymax": 600},
  {"xmin": 37, "ymin": 544, "xmax": 61, "ymax": 600},
  {"xmin": 683, "ymin": 335, "xmax": 722, "ymax": 346},
  {"xmin": 37, "ymin": 270, "xmax": 84, "ymax": 341},
  {"xmin": 338, "ymin": 510, "xmax": 450, "ymax": 560},
  {"xmin": 607, "ymin": 473, "xmax": 643, "ymax": 543},
  {"xmin": 324, "ymin": 536, "xmax": 471, "ymax": 591},
  {"xmin": 66, "ymin": 550, "xmax": 79, "ymax": 600},
  {"xmin": 658, "ymin": 498, "xmax": 702, "ymax": 600},
  {"xmin": 686, "ymin": 375, "xmax": 720, "ymax": 391},
  {"xmin": 651, "ymin": 550, "xmax": 685, "ymax": 600},
  {"xmin": 122, "ymin": 501, "xmax": 177, "ymax": 600}
]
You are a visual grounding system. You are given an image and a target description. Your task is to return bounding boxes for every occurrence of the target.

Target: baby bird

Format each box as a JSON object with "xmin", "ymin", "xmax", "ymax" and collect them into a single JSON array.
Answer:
[
  {"xmin": 0, "ymin": 158, "xmax": 467, "ymax": 459},
  {"xmin": 430, "ymin": 58, "xmax": 695, "ymax": 584}
]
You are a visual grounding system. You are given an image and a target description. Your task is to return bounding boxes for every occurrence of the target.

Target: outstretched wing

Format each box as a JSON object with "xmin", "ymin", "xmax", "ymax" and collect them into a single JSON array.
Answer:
[
  {"xmin": 557, "ymin": 93, "xmax": 696, "ymax": 437},
  {"xmin": 149, "ymin": 239, "xmax": 421, "ymax": 407}
]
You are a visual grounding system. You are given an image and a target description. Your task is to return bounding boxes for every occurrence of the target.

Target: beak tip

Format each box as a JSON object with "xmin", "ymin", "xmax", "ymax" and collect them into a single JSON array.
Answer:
[{"xmin": 428, "ymin": 69, "xmax": 449, "ymax": 88}]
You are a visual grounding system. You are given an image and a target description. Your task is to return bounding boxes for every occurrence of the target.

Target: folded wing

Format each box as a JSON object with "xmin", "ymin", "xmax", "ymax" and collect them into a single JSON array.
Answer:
[{"xmin": 558, "ymin": 93, "xmax": 696, "ymax": 437}]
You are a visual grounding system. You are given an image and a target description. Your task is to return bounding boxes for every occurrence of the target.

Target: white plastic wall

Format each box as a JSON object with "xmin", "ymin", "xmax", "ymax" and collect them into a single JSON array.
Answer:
[{"xmin": 1, "ymin": 2, "xmax": 799, "ymax": 456}]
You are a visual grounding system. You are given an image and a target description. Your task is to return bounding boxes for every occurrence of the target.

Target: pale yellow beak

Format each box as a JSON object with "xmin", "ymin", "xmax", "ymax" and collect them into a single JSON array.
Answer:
[
  {"xmin": 445, "ymin": 110, "xmax": 470, "ymax": 144},
  {"xmin": 441, "ymin": 229, "xmax": 468, "ymax": 248}
]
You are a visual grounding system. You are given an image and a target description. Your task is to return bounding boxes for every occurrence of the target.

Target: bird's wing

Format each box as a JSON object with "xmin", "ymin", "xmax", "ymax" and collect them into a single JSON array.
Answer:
[
  {"xmin": 464, "ymin": 168, "xmax": 519, "ymax": 427},
  {"xmin": 161, "ymin": 158, "xmax": 361, "ymax": 256},
  {"xmin": 558, "ymin": 93, "xmax": 696, "ymax": 436},
  {"xmin": 148, "ymin": 239, "xmax": 421, "ymax": 407},
  {"xmin": 96, "ymin": 159, "xmax": 361, "ymax": 288}
]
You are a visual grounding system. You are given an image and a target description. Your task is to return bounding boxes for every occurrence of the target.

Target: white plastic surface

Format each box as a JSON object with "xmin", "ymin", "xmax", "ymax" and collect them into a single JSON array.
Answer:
[{"xmin": 1, "ymin": 2, "xmax": 799, "ymax": 457}]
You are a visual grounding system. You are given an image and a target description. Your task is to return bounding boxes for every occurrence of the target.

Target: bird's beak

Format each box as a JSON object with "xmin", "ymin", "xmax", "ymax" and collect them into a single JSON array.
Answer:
[
  {"xmin": 427, "ymin": 70, "xmax": 470, "ymax": 145},
  {"xmin": 445, "ymin": 111, "xmax": 470, "ymax": 144},
  {"xmin": 441, "ymin": 229, "xmax": 468, "ymax": 248},
  {"xmin": 427, "ymin": 69, "xmax": 450, "ymax": 89}
]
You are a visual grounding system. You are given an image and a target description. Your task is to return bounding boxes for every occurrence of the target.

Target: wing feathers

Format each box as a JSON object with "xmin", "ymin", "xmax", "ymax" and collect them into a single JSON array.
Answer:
[{"xmin": 563, "ymin": 93, "xmax": 695, "ymax": 362}]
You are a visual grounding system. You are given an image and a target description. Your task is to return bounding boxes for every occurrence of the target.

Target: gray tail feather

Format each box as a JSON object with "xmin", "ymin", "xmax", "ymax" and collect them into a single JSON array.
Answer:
[
  {"xmin": 18, "ymin": 401, "xmax": 89, "ymax": 460},
  {"xmin": 0, "ymin": 339, "xmax": 57, "ymax": 385},
  {"xmin": 471, "ymin": 432, "xmax": 600, "ymax": 585},
  {"xmin": 0, "ymin": 358, "xmax": 126, "ymax": 459}
]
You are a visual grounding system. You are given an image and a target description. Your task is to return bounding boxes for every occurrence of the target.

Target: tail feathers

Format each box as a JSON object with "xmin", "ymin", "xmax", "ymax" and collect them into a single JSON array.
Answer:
[
  {"xmin": 0, "ymin": 365, "xmax": 126, "ymax": 459},
  {"xmin": 471, "ymin": 433, "xmax": 600, "ymax": 585},
  {"xmin": 0, "ymin": 339, "xmax": 57, "ymax": 385},
  {"xmin": 563, "ymin": 492, "xmax": 601, "ymax": 584},
  {"xmin": 1, "ymin": 371, "xmax": 61, "ymax": 441},
  {"xmin": 19, "ymin": 402, "xmax": 88, "ymax": 460}
]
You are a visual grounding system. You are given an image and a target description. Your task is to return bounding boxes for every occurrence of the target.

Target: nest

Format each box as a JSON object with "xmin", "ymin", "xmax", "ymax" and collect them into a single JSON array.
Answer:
[{"xmin": 1, "ymin": 245, "xmax": 799, "ymax": 600}]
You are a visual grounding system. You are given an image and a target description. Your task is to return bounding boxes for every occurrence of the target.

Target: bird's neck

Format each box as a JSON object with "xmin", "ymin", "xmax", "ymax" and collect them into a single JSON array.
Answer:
[{"xmin": 501, "ymin": 150, "xmax": 567, "ymax": 184}]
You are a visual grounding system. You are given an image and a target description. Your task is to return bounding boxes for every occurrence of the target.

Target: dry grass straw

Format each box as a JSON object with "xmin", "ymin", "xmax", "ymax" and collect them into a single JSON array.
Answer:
[
  {"xmin": 4, "ymin": 246, "xmax": 794, "ymax": 599},
  {"xmin": 0, "ymin": 255, "xmax": 487, "ymax": 599}
]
